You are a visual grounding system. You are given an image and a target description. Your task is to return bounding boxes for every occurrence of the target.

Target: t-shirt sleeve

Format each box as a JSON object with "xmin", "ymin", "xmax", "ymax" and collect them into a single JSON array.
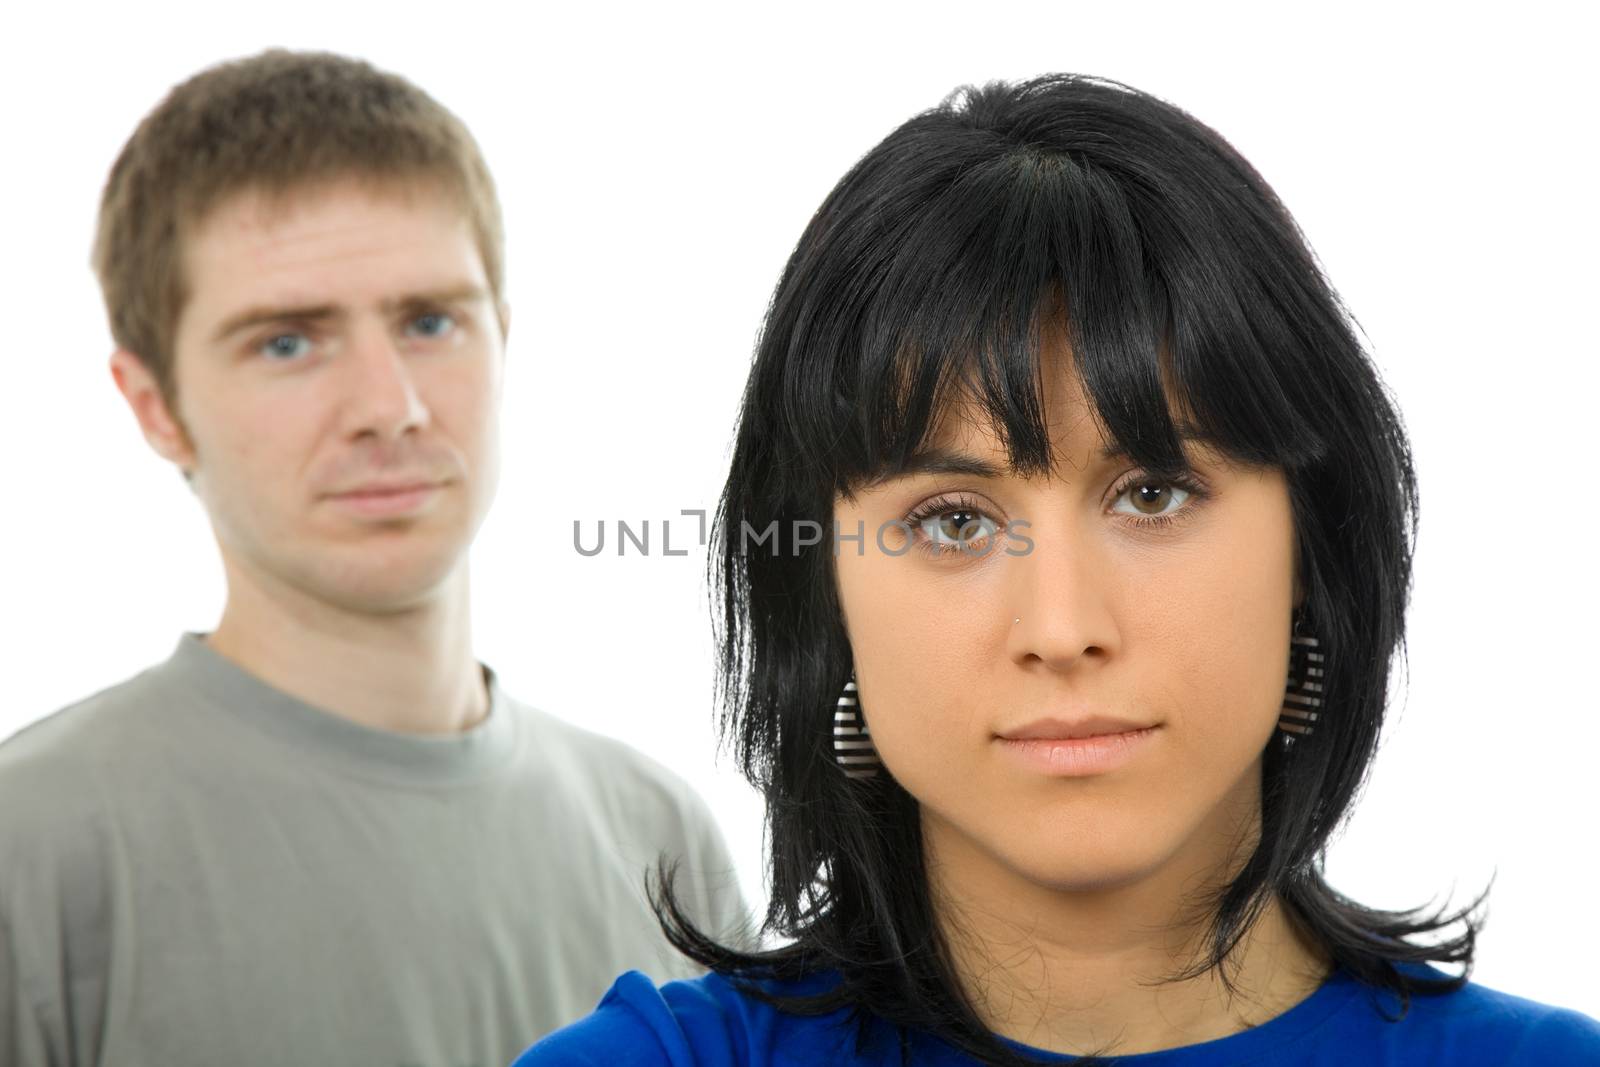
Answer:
[
  {"xmin": 0, "ymin": 899, "xmax": 53, "ymax": 1067},
  {"xmin": 0, "ymin": 729, "xmax": 119, "ymax": 1067},
  {"xmin": 510, "ymin": 970, "xmax": 726, "ymax": 1067}
]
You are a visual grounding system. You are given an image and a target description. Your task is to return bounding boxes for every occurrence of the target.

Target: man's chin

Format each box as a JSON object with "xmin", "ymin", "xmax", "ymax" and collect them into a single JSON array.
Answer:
[{"xmin": 295, "ymin": 549, "xmax": 469, "ymax": 616}]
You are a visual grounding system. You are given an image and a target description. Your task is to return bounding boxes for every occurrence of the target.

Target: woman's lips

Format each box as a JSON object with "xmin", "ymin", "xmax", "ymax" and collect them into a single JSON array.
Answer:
[{"xmin": 995, "ymin": 725, "xmax": 1161, "ymax": 777}]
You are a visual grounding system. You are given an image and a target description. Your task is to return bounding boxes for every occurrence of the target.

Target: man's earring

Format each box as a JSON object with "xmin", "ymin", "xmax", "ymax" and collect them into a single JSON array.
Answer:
[
  {"xmin": 833, "ymin": 671, "xmax": 881, "ymax": 778},
  {"xmin": 1278, "ymin": 615, "xmax": 1324, "ymax": 746}
]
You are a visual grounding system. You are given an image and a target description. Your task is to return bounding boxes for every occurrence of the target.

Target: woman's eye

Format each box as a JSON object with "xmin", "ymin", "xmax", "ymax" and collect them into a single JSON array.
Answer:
[
  {"xmin": 258, "ymin": 332, "xmax": 313, "ymax": 361},
  {"xmin": 407, "ymin": 311, "xmax": 456, "ymax": 338},
  {"xmin": 920, "ymin": 508, "xmax": 999, "ymax": 547},
  {"xmin": 1111, "ymin": 478, "xmax": 1192, "ymax": 518}
]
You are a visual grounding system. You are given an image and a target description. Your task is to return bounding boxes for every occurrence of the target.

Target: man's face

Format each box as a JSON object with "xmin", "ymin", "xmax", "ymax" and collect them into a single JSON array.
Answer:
[{"xmin": 159, "ymin": 178, "xmax": 505, "ymax": 614}]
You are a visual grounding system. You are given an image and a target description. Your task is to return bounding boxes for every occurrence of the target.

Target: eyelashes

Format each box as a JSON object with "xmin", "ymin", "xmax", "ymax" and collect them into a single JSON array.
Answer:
[
  {"xmin": 901, "ymin": 471, "xmax": 1211, "ymax": 559},
  {"xmin": 902, "ymin": 496, "xmax": 1003, "ymax": 556},
  {"xmin": 1106, "ymin": 469, "xmax": 1209, "ymax": 529}
]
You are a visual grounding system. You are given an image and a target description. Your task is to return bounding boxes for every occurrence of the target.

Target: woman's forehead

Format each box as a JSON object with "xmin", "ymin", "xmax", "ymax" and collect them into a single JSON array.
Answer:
[
  {"xmin": 919, "ymin": 364, "xmax": 1198, "ymax": 466},
  {"xmin": 836, "ymin": 307, "xmax": 1227, "ymax": 496}
]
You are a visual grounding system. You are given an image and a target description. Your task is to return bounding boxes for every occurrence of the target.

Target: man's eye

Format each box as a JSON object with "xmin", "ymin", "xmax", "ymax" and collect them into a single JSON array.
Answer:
[
  {"xmin": 408, "ymin": 311, "xmax": 456, "ymax": 338},
  {"xmin": 258, "ymin": 333, "xmax": 313, "ymax": 360}
]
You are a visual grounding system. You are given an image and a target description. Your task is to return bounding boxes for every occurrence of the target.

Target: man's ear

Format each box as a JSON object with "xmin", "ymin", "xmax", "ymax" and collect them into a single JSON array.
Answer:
[
  {"xmin": 497, "ymin": 299, "xmax": 511, "ymax": 346},
  {"xmin": 109, "ymin": 349, "xmax": 197, "ymax": 474}
]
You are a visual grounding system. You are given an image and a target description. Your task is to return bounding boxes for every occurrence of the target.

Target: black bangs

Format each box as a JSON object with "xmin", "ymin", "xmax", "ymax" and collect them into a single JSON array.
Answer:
[{"xmin": 766, "ymin": 77, "xmax": 1337, "ymax": 505}]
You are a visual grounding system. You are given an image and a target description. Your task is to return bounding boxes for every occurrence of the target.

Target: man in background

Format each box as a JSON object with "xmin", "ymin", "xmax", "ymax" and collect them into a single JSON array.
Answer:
[{"xmin": 0, "ymin": 49, "xmax": 745, "ymax": 1066}]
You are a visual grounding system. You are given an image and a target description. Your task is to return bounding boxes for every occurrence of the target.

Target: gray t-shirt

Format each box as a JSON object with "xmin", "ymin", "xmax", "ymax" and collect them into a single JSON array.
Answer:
[{"xmin": 0, "ymin": 633, "xmax": 750, "ymax": 1067}]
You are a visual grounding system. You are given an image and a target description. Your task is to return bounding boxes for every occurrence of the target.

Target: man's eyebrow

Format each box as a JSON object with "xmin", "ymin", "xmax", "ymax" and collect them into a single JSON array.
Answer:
[
  {"xmin": 211, "ymin": 303, "xmax": 338, "ymax": 343},
  {"xmin": 389, "ymin": 284, "xmax": 491, "ymax": 310},
  {"xmin": 209, "ymin": 283, "xmax": 491, "ymax": 344}
]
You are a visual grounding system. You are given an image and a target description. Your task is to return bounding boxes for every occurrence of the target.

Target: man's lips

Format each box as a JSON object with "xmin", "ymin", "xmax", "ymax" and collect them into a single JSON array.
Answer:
[
  {"xmin": 328, "ymin": 479, "xmax": 447, "ymax": 498},
  {"xmin": 323, "ymin": 479, "xmax": 449, "ymax": 518}
]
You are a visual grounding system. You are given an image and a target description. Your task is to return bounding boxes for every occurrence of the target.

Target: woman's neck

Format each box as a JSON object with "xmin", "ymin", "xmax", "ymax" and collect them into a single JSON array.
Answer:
[{"xmin": 926, "ymin": 808, "xmax": 1333, "ymax": 1057}]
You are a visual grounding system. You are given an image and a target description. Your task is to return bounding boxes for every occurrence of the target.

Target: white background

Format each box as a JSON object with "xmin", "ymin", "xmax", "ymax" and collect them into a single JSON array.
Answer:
[{"xmin": 3, "ymin": 0, "xmax": 1596, "ymax": 1018}]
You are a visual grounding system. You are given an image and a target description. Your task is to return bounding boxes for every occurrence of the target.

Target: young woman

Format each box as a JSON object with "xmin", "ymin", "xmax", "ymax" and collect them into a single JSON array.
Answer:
[{"xmin": 515, "ymin": 74, "xmax": 1600, "ymax": 1065}]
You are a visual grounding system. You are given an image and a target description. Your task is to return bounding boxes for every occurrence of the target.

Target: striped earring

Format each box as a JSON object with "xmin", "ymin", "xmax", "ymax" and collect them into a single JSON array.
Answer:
[
  {"xmin": 1278, "ymin": 615, "xmax": 1324, "ymax": 746},
  {"xmin": 833, "ymin": 672, "xmax": 881, "ymax": 778}
]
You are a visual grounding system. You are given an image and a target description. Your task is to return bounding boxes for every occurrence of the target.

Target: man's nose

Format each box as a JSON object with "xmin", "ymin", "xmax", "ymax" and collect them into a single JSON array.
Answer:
[{"xmin": 339, "ymin": 324, "xmax": 430, "ymax": 442}]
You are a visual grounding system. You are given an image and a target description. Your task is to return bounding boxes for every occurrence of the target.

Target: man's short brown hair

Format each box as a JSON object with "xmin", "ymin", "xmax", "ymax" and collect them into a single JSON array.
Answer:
[{"xmin": 91, "ymin": 48, "xmax": 505, "ymax": 408}]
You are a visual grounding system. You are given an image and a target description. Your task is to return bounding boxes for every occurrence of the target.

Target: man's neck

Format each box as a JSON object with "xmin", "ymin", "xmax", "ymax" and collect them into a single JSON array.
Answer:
[
  {"xmin": 929, "ymin": 808, "xmax": 1332, "ymax": 1057},
  {"xmin": 204, "ymin": 562, "xmax": 488, "ymax": 737}
]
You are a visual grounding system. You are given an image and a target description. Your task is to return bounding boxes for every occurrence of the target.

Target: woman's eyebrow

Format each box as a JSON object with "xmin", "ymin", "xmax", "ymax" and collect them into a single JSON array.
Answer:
[
  {"xmin": 867, "ymin": 427, "xmax": 1212, "ymax": 487},
  {"xmin": 870, "ymin": 428, "xmax": 1216, "ymax": 489},
  {"xmin": 865, "ymin": 449, "xmax": 1007, "ymax": 487},
  {"xmin": 1098, "ymin": 426, "xmax": 1210, "ymax": 461}
]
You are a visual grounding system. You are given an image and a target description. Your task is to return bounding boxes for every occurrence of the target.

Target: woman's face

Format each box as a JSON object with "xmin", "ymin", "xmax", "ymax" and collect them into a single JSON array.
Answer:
[{"xmin": 833, "ymin": 341, "xmax": 1301, "ymax": 898}]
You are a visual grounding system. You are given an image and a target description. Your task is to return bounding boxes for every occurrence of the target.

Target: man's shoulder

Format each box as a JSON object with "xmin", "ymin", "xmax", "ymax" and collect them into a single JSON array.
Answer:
[
  {"xmin": 508, "ymin": 696, "xmax": 707, "ymax": 809},
  {"xmin": 3, "ymin": 655, "xmax": 178, "ymax": 755},
  {"xmin": 0, "ymin": 663, "xmax": 183, "ymax": 923},
  {"xmin": 502, "ymin": 694, "xmax": 752, "ymax": 946},
  {"xmin": 0, "ymin": 662, "xmax": 177, "ymax": 837}
]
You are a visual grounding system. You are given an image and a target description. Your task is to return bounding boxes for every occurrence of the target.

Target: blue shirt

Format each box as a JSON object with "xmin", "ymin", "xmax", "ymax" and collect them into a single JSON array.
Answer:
[{"xmin": 512, "ymin": 962, "xmax": 1600, "ymax": 1065}]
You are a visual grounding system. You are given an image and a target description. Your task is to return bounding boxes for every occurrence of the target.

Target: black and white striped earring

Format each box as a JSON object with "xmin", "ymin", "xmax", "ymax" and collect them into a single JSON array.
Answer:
[
  {"xmin": 833, "ymin": 672, "xmax": 881, "ymax": 778},
  {"xmin": 1278, "ymin": 615, "xmax": 1324, "ymax": 746}
]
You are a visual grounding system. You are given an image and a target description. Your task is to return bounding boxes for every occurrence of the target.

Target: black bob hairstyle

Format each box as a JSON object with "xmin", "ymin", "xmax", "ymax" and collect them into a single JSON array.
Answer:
[{"xmin": 655, "ymin": 73, "xmax": 1487, "ymax": 1066}]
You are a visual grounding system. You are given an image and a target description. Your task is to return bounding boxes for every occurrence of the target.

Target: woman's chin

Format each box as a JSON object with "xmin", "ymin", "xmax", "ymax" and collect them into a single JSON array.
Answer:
[
  {"xmin": 930, "ymin": 815, "xmax": 1183, "ymax": 897},
  {"xmin": 1001, "ymin": 849, "xmax": 1171, "ymax": 895}
]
